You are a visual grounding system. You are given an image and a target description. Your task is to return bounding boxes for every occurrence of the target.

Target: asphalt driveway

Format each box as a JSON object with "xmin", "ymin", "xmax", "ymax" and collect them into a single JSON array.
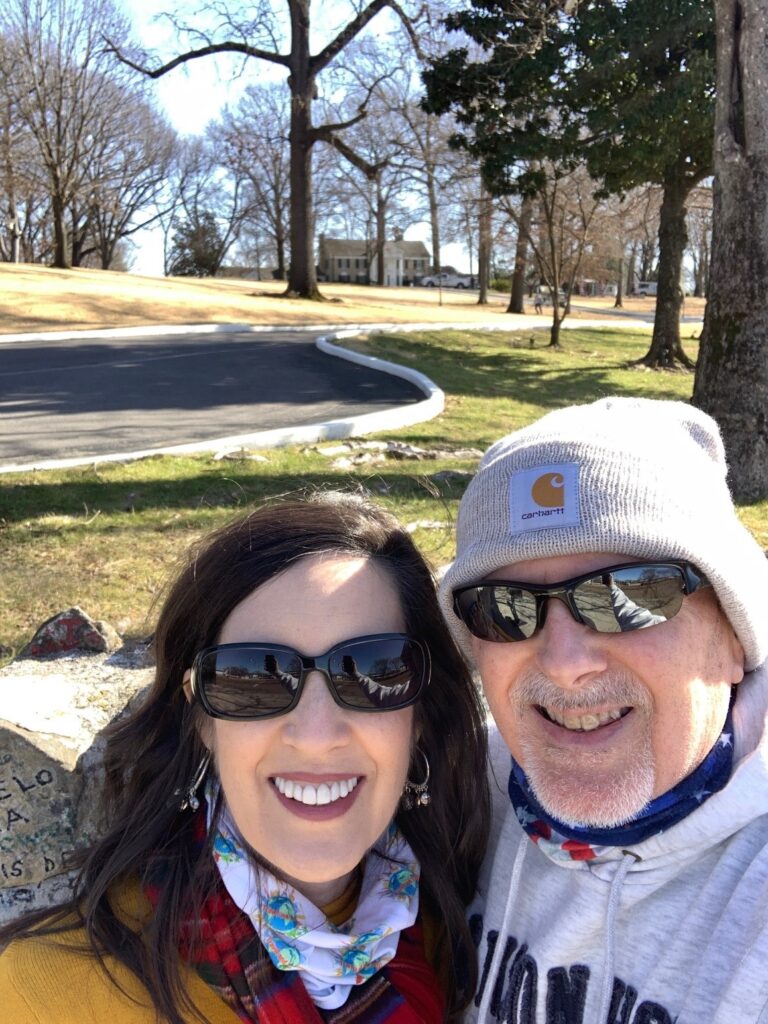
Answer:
[{"xmin": 0, "ymin": 328, "xmax": 424, "ymax": 466}]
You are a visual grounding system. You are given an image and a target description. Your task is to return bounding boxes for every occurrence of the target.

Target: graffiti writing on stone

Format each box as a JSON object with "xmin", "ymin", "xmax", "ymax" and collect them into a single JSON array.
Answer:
[{"xmin": 0, "ymin": 752, "xmax": 78, "ymax": 889}]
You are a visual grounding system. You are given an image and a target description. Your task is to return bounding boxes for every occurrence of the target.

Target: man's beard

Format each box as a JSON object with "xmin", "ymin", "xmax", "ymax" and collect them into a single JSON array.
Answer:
[{"xmin": 513, "ymin": 669, "xmax": 656, "ymax": 829}]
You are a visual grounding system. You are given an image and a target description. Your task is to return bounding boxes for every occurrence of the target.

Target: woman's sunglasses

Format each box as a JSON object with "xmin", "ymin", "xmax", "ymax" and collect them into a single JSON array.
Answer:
[
  {"xmin": 189, "ymin": 633, "xmax": 430, "ymax": 720},
  {"xmin": 452, "ymin": 560, "xmax": 710, "ymax": 643}
]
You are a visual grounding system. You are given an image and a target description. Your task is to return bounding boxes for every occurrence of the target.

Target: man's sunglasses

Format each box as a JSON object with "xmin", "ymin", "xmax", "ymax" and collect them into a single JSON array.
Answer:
[
  {"xmin": 452, "ymin": 560, "xmax": 710, "ymax": 643},
  {"xmin": 189, "ymin": 633, "xmax": 430, "ymax": 720}
]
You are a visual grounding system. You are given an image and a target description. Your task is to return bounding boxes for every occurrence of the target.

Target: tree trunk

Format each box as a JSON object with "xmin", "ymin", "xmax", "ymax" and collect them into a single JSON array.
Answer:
[
  {"xmin": 636, "ymin": 168, "xmax": 693, "ymax": 368},
  {"xmin": 508, "ymin": 195, "xmax": 531, "ymax": 313},
  {"xmin": 477, "ymin": 188, "xmax": 491, "ymax": 304},
  {"xmin": 639, "ymin": 241, "xmax": 654, "ymax": 282},
  {"xmin": 614, "ymin": 254, "xmax": 624, "ymax": 308},
  {"xmin": 275, "ymin": 228, "xmax": 286, "ymax": 280},
  {"xmin": 376, "ymin": 174, "xmax": 386, "ymax": 286},
  {"xmin": 693, "ymin": 0, "xmax": 768, "ymax": 500},
  {"xmin": 627, "ymin": 241, "xmax": 638, "ymax": 294},
  {"xmin": 286, "ymin": 2, "xmax": 320, "ymax": 298},
  {"xmin": 548, "ymin": 310, "xmax": 562, "ymax": 349},
  {"xmin": 51, "ymin": 193, "xmax": 70, "ymax": 269},
  {"xmin": 428, "ymin": 176, "xmax": 440, "ymax": 272}
]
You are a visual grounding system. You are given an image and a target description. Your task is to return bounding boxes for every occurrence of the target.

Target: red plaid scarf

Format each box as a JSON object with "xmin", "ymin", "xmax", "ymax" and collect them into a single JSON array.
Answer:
[{"xmin": 144, "ymin": 819, "xmax": 445, "ymax": 1023}]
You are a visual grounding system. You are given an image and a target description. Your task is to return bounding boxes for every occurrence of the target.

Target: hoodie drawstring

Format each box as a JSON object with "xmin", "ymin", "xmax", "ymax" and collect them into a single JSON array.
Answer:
[
  {"xmin": 476, "ymin": 835, "xmax": 529, "ymax": 1024},
  {"xmin": 595, "ymin": 851, "xmax": 639, "ymax": 1024}
]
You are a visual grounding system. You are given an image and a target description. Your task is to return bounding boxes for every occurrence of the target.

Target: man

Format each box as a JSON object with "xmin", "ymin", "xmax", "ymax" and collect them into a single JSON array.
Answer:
[{"xmin": 439, "ymin": 397, "xmax": 768, "ymax": 1024}]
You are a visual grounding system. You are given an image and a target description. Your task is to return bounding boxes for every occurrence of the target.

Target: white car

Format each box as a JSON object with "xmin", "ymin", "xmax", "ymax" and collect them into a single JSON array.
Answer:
[
  {"xmin": 636, "ymin": 281, "xmax": 657, "ymax": 296},
  {"xmin": 420, "ymin": 271, "xmax": 475, "ymax": 289}
]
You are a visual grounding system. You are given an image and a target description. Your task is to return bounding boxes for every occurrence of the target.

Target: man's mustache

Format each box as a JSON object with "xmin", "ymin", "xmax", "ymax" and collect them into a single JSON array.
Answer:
[{"xmin": 511, "ymin": 669, "xmax": 653, "ymax": 714}]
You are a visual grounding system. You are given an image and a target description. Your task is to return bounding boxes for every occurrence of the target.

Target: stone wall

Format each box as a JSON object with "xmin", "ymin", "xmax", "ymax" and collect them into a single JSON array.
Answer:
[{"xmin": 0, "ymin": 646, "xmax": 152, "ymax": 923}]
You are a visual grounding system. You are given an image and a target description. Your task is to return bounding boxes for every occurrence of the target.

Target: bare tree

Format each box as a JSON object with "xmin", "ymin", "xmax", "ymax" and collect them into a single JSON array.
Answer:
[
  {"xmin": 1, "ymin": 0, "xmax": 136, "ymax": 268},
  {"xmin": 172, "ymin": 136, "xmax": 250, "ymax": 276},
  {"xmin": 0, "ymin": 72, "xmax": 44, "ymax": 263},
  {"xmin": 109, "ymin": 0, "xmax": 423, "ymax": 299},
  {"xmin": 321, "ymin": 68, "xmax": 417, "ymax": 285},
  {"xmin": 501, "ymin": 162, "xmax": 602, "ymax": 348},
  {"xmin": 80, "ymin": 84, "xmax": 178, "ymax": 269},
  {"xmin": 214, "ymin": 83, "xmax": 291, "ymax": 279}
]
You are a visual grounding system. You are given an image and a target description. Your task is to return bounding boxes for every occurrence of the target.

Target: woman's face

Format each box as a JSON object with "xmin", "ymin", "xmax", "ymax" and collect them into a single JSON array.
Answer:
[{"xmin": 206, "ymin": 552, "xmax": 415, "ymax": 905}]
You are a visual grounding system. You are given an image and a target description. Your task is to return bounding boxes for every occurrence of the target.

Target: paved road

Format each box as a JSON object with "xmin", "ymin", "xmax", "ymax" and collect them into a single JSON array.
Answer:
[{"xmin": 0, "ymin": 328, "xmax": 424, "ymax": 465}]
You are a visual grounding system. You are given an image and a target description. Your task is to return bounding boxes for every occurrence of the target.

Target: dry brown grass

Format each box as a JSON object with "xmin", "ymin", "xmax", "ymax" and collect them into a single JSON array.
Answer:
[{"xmin": 0, "ymin": 262, "xmax": 693, "ymax": 334}]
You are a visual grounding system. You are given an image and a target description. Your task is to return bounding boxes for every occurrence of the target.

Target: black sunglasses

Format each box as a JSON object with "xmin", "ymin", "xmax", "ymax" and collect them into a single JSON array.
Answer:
[
  {"xmin": 453, "ymin": 560, "xmax": 710, "ymax": 643},
  {"xmin": 189, "ymin": 632, "xmax": 430, "ymax": 720}
]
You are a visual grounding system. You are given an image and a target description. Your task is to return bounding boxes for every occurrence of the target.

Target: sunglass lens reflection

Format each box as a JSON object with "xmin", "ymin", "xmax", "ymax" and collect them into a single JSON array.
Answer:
[
  {"xmin": 204, "ymin": 650, "xmax": 302, "ymax": 716},
  {"xmin": 573, "ymin": 568, "xmax": 685, "ymax": 633},
  {"xmin": 330, "ymin": 639, "xmax": 424, "ymax": 709},
  {"xmin": 456, "ymin": 588, "xmax": 538, "ymax": 642}
]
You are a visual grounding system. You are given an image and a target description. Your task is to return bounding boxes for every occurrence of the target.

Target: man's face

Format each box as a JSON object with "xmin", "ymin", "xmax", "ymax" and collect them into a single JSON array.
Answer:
[{"xmin": 472, "ymin": 552, "xmax": 745, "ymax": 828}]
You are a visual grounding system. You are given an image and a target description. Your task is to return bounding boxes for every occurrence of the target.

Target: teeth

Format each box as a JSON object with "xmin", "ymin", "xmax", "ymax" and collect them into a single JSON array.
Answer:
[
  {"xmin": 546, "ymin": 707, "xmax": 625, "ymax": 732},
  {"xmin": 274, "ymin": 776, "xmax": 359, "ymax": 806}
]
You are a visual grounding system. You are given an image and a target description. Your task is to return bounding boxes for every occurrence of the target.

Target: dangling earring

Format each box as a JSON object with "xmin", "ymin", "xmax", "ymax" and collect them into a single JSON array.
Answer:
[
  {"xmin": 177, "ymin": 750, "xmax": 211, "ymax": 812},
  {"xmin": 403, "ymin": 747, "xmax": 431, "ymax": 809}
]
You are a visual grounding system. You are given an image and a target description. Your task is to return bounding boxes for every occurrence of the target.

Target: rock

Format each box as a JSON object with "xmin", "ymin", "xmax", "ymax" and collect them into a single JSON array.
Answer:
[
  {"xmin": 17, "ymin": 608, "xmax": 121, "ymax": 659},
  {"xmin": 330, "ymin": 453, "xmax": 388, "ymax": 469},
  {"xmin": 212, "ymin": 447, "xmax": 269, "ymax": 462},
  {"xmin": 315, "ymin": 441, "xmax": 388, "ymax": 456},
  {"xmin": 385, "ymin": 442, "xmax": 435, "ymax": 460},
  {"xmin": 316, "ymin": 440, "xmax": 482, "ymax": 464},
  {"xmin": 0, "ymin": 650, "xmax": 152, "ymax": 923}
]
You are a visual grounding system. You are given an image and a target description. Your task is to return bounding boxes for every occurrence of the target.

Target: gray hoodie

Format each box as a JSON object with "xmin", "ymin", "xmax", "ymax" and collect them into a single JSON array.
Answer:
[{"xmin": 466, "ymin": 663, "xmax": 768, "ymax": 1024}]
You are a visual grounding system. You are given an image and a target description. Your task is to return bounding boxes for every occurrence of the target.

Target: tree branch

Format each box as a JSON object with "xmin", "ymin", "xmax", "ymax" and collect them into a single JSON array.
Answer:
[
  {"xmin": 104, "ymin": 38, "xmax": 289, "ymax": 78},
  {"xmin": 311, "ymin": 0, "xmax": 422, "ymax": 76},
  {"xmin": 322, "ymin": 134, "xmax": 389, "ymax": 181}
]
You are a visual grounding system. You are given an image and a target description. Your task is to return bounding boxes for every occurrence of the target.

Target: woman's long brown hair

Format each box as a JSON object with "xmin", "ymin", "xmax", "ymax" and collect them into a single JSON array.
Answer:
[{"xmin": 0, "ymin": 491, "xmax": 489, "ymax": 1021}]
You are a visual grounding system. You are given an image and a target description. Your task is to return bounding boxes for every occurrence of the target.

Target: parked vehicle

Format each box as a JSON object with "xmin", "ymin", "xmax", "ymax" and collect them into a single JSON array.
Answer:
[
  {"xmin": 535, "ymin": 288, "xmax": 567, "ymax": 308},
  {"xmin": 419, "ymin": 271, "xmax": 475, "ymax": 289},
  {"xmin": 635, "ymin": 281, "xmax": 658, "ymax": 296}
]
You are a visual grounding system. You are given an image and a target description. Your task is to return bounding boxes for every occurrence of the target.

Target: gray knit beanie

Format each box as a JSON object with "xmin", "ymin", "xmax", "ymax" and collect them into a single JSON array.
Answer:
[{"xmin": 439, "ymin": 397, "xmax": 768, "ymax": 671}]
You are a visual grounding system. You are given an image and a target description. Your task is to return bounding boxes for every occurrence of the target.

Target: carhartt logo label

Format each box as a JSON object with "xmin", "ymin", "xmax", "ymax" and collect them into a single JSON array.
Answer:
[
  {"xmin": 531, "ymin": 472, "xmax": 566, "ymax": 508},
  {"xmin": 509, "ymin": 463, "xmax": 580, "ymax": 533}
]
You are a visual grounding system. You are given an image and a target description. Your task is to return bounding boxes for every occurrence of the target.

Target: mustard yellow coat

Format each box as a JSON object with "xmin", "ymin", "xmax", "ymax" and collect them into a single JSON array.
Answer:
[{"xmin": 0, "ymin": 884, "xmax": 241, "ymax": 1024}]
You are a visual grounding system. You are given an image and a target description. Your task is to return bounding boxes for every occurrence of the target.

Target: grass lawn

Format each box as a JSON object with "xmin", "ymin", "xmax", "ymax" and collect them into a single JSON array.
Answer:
[{"xmin": 2, "ymin": 324, "xmax": 765, "ymax": 660}]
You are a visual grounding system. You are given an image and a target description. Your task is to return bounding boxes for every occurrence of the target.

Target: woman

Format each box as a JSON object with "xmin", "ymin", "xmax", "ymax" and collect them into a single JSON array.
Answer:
[{"xmin": 0, "ymin": 491, "xmax": 489, "ymax": 1023}]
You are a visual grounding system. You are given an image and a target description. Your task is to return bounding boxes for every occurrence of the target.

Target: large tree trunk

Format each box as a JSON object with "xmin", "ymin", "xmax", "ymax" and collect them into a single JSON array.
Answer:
[
  {"xmin": 636, "ymin": 168, "xmax": 693, "ymax": 368},
  {"xmin": 287, "ymin": 108, "xmax": 318, "ymax": 297},
  {"xmin": 507, "ymin": 196, "xmax": 532, "ymax": 313},
  {"xmin": 693, "ymin": 0, "xmax": 768, "ymax": 501},
  {"xmin": 51, "ymin": 193, "xmax": 70, "ymax": 269},
  {"xmin": 286, "ymin": 3, "xmax": 320, "ymax": 298}
]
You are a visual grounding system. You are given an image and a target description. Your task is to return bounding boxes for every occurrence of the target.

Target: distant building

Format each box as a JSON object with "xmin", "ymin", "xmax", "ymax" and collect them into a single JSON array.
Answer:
[{"xmin": 317, "ymin": 234, "xmax": 430, "ymax": 287}]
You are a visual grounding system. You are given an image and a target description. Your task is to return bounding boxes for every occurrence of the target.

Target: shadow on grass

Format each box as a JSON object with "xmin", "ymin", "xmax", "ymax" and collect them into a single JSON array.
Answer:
[
  {"xmin": 0, "ymin": 468, "xmax": 470, "ymax": 526},
  {"xmin": 371, "ymin": 329, "xmax": 694, "ymax": 410}
]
